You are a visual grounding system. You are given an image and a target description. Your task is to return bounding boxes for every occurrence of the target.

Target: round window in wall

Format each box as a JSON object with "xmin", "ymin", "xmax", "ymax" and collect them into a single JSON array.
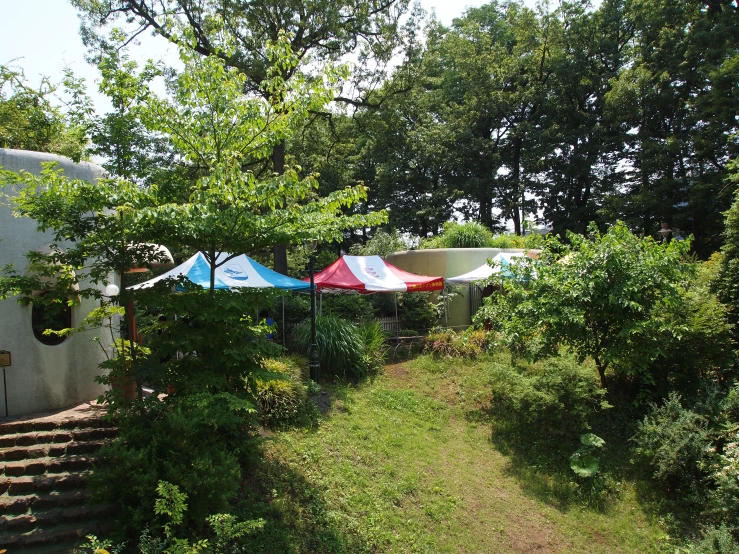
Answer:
[{"xmin": 31, "ymin": 293, "xmax": 72, "ymax": 345}]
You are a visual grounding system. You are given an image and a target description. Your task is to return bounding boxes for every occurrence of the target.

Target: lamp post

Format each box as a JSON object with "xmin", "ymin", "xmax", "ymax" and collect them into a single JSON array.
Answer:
[
  {"xmin": 659, "ymin": 223, "xmax": 673, "ymax": 243},
  {"xmin": 306, "ymin": 240, "xmax": 320, "ymax": 382}
]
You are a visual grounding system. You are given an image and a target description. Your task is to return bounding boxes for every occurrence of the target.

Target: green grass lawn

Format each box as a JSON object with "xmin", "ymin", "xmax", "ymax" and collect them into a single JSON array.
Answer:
[{"xmin": 236, "ymin": 353, "xmax": 670, "ymax": 553}]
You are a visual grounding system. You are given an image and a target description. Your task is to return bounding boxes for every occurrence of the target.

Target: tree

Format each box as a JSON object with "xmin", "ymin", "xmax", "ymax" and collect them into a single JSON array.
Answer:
[
  {"xmin": 135, "ymin": 33, "xmax": 385, "ymax": 294},
  {"xmin": 537, "ymin": 0, "xmax": 632, "ymax": 236},
  {"xmin": 71, "ymin": 0, "xmax": 412, "ymax": 273},
  {"xmin": 715, "ymin": 159, "xmax": 739, "ymax": 337},
  {"xmin": 478, "ymin": 222, "xmax": 691, "ymax": 389},
  {"xmin": 0, "ymin": 64, "xmax": 90, "ymax": 161},
  {"xmin": 605, "ymin": 0, "xmax": 739, "ymax": 254}
]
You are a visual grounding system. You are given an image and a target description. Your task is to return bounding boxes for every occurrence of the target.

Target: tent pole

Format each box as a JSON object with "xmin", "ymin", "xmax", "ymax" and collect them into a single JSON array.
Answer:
[
  {"xmin": 395, "ymin": 293, "xmax": 399, "ymax": 337},
  {"xmin": 282, "ymin": 295, "xmax": 285, "ymax": 344}
]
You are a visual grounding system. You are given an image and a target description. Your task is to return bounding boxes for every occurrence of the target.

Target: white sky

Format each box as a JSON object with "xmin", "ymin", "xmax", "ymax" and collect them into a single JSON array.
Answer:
[{"xmin": 0, "ymin": 0, "xmax": 496, "ymax": 113}]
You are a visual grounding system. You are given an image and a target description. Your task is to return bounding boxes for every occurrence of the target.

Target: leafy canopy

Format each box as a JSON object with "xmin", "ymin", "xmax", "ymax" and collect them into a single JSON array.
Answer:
[{"xmin": 477, "ymin": 222, "xmax": 691, "ymax": 389}]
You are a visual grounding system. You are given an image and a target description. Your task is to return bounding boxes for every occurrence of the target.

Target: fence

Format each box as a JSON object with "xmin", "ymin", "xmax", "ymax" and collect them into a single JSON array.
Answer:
[
  {"xmin": 469, "ymin": 285, "xmax": 484, "ymax": 319},
  {"xmin": 375, "ymin": 316, "xmax": 402, "ymax": 334}
]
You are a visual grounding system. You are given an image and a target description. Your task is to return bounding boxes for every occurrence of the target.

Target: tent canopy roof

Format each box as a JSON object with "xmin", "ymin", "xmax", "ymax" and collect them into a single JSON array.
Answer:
[
  {"xmin": 128, "ymin": 252, "xmax": 310, "ymax": 292},
  {"xmin": 446, "ymin": 252, "xmax": 525, "ymax": 284},
  {"xmin": 308, "ymin": 255, "xmax": 444, "ymax": 294}
]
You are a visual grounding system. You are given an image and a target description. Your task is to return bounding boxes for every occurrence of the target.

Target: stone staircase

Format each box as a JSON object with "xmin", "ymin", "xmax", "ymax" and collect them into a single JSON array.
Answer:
[{"xmin": 0, "ymin": 404, "xmax": 117, "ymax": 553}]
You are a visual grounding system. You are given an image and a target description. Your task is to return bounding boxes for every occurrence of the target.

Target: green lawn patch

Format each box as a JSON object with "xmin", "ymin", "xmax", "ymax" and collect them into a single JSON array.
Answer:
[{"xmin": 236, "ymin": 354, "xmax": 670, "ymax": 553}]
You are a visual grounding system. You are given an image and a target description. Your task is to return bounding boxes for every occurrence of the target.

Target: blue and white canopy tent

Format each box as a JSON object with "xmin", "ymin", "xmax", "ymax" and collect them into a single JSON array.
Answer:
[
  {"xmin": 128, "ymin": 252, "xmax": 310, "ymax": 343},
  {"xmin": 128, "ymin": 251, "xmax": 310, "ymax": 292}
]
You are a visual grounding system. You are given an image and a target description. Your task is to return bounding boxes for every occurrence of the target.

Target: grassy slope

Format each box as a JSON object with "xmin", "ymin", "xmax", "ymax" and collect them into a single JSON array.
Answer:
[{"xmin": 240, "ymin": 354, "xmax": 667, "ymax": 553}]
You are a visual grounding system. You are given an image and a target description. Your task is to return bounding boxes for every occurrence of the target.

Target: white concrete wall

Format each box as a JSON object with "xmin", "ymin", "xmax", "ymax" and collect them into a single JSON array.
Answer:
[{"xmin": 0, "ymin": 149, "xmax": 113, "ymax": 417}]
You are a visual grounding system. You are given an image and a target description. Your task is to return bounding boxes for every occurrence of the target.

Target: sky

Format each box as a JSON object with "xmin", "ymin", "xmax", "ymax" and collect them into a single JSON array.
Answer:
[{"xmin": 0, "ymin": 0, "xmax": 495, "ymax": 113}]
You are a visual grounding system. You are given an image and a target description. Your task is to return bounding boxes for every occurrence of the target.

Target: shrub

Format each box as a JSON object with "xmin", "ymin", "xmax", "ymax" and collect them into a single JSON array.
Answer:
[
  {"xmin": 322, "ymin": 293, "xmax": 376, "ymax": 323},
  {"xmin": 291, "ymin": 314, "xmax": 368, "ymax": 379},
  {"xmin": 252, "ymin": 356, "xmax": 317, "ymax": 428},
  {"xmin": 715, "ymin": 177, "xmax": 739, "ymax": 341},
  {"xmin": 397, "ymin": 292, "xmax": 438, "ymax": 333},
  {"xmin": 631, "ymin": 385, "xmax": 739, "ymax": 538},
  {"xmin": 688, "ymin": 525, "xmax": 739, "ymax": 554},
  {"xmin": 425, "ymin": 328, "xmax": 464, "ymax": 358},
  {"xmin": 349, "ymin": 229, "xmax": 414, "ymax": 257},
  {"xmin": 89, "ymin": 393, "xmax": 255, "ymax": 540},
  {"xmin": 631, "ymin": 393, "xmax": 713, "ymax": 502},
  {"xmin": 657, "ymin": 258, "xmax": 736, "ymax": 399},
  {"xmin": 419, "ymin": 221, "xmax": 544, "ymax": 250},
  {"xmin": 357, "ymin": 321, "xmax": 389, "ymax": 372},
  {"xmin": 461, "ymin": 328, "xmax": 491, "ymax": 355},
  {"xmin": 424, "ymin": 328, "xmax": 489, "ymax": 359},
  {"xmin": 420, "ymin": 221, "xmax": 494, "ymax": 249},
  {"xmin": 481, "ymin": 221, "xmax": 693, "ymax": 391},
  {"xmin": 488, "ymin": 356, "xmax": 611, "ymax": 449}
]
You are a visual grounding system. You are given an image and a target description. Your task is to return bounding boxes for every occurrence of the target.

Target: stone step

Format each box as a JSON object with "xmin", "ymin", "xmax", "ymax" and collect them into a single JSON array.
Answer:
[
  {"xmin": 1, "ymin": 456, "xmax": 93, "ymax": 478},
  {"xmin": 0, "ymin": 416, "xmax": 114, "ymax": 436},
  {"xmin": 0, "ymin": 518, "xmax": 115, "ymax": 549},
  {"xmin": 1, "ymin": 440, "xmax": 107, "ymax": 463},
  {"xmin": 0, "ymin": 427, "xmax": 116, "ymax": 449},
  {"xmin": 4, "ymin": 471, "xmax": 90, "ymax": 496},
  {"xmin": 0, "ymin": 502, "xmax": 116, "ymax": 533},
  {"xmin": 0, "ymin": 490, "xmax": 86, "ymax": 515}
]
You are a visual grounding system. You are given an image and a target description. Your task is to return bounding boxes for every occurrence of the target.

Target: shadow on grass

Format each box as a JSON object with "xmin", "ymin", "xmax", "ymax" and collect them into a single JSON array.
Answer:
[
  {"xmin": 465, "ymin": 399, "xmax": 646, "ymax": 516},
  {"xmin": 234, "ymin": 440, "xmax": 370, "ymax": 554}
]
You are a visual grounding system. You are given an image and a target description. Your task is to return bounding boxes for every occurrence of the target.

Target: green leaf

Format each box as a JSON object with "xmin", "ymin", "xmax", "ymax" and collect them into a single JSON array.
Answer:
[
  {"xmin": 580, "ymin": 433, "xmax": 605, "ymax": 449},
  {"xmin": 570, "ymin": 453, "xmax": 600, "ymax": 478}
]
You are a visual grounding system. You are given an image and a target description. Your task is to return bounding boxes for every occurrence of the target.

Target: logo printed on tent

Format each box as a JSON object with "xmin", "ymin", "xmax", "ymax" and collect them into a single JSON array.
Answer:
[
  {"xmin": 223, "ymin": 264, "xmax": 249, "ymax": 281},
  {"xmin": 363, "ymin": 266, "xmax": 381, "ymax": 278}
]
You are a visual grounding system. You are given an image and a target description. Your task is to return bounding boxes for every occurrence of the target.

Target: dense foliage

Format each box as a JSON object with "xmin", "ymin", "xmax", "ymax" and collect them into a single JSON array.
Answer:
[
  {"xmin": 287, "ymin": 0, "xmax": 738, "ymax": 255},
  {"xmin": 477, "ymin": 222, "xmax": 699, "ymax": 390},
  {"xmin": 291, "ymin": 315, "xmax": 387, "ymax": 379},
  {"xmin": 0, "ymin": 64, "xmax": 90, "ymax": 161},
  {"xmin": 631, "ymin": 388, "xmax": 739, "ymax": 547}
]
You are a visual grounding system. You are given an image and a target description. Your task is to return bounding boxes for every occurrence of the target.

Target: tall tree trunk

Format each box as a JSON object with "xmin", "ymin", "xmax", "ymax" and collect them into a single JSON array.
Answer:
[
  {"xmin": 595, "ymin": 358, "xmax": 608, "ymax": 389},
  {"xmin": 272, "ymin": 142, "xmax": 289, "ymax": 274},
  {"xmin": 209, "ymin": 245, "xmax": 217, "ymax": 298},
  {"xmin": 512, "ymin": 136, "xmax": 522, "ymax": 235}
]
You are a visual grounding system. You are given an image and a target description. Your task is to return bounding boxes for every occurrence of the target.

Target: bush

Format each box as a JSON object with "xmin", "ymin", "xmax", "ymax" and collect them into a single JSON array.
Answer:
[
  {"xmin": 424, "ymin": 328, "xmax": 489, "ymax": 359},
  {"xmin": 322, "ymin": 293, "xmax": 376, "ymax": 323},
  {"xmin": 419, "ymin": 221, "xmax": 544, "ymax": 250},
  {"xmin": 252, "ymin": 356, "xmax": 317, "ymax": 428},
  {"xmin": 688, "ymin": 525, "xmax": 739, "ymax": 554},
  {"xmin": 631, "ymin": 385, "xmax": 739, "ymax": 539},
  {"xmin": 357, "ymin": 321, "xmax": 389, "ymax": 372},
  {"xmin": 425, "ymin": 328, "xmax": 464, "ymax": 358},
  {"xmin": 291, "ymin": 314, "xmax": 369, "ymax": 379},
  {"xmin": 488, "ymin": 356, "xmax": 611, "ymax": 449},
  {"xmin": 715, "ymin": 179, "xmax": 739, "ymax": 342},
  {"xmin": 657, "ymin": 257, "xmax": 736, "ymax": 399},
  {"xmin": 89, "ymin": 393, "xmax": 255, "ymax": 540},
  {"xmin": 631, "ymin": 393, "xmax": 710, "ymax": 503},
  {"xmin": 480, "ymin": 222, "xmax": 693, "ymax": 391},
  {"xmin": 349, "ymin": 229, "xmax": 414, "ymax": 257},
  {"xmin": 397, "ymin": 292, "xmax": 437, "ymax": 333}
]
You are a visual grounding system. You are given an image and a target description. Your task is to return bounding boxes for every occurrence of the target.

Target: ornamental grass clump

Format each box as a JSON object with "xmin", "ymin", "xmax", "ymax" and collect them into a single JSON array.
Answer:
[
  {"xmin": 252, "ymin": 356, "xmax": 317, "ymax": 428},
  {"xmin": 292, "ymin": 314, "xmax": 369, "ymax": 379}
]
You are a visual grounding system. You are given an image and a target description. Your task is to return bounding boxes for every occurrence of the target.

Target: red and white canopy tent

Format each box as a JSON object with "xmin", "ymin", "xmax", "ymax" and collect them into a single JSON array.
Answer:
[{"xmin": 308, "ymin": 255, "xmax": 444, "ymax": 294}]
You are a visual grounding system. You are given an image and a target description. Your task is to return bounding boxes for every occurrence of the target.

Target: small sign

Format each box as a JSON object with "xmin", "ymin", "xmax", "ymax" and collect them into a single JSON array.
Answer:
[{"xmin": 0, "ymin": 351, "xmax": 10, "ymax": 367}]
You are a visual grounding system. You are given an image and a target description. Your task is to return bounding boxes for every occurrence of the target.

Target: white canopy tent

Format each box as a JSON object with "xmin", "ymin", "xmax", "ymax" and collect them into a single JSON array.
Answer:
[{"xmin": 446, "ymin": 252, "xmax": 525, "ymax": 284}]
